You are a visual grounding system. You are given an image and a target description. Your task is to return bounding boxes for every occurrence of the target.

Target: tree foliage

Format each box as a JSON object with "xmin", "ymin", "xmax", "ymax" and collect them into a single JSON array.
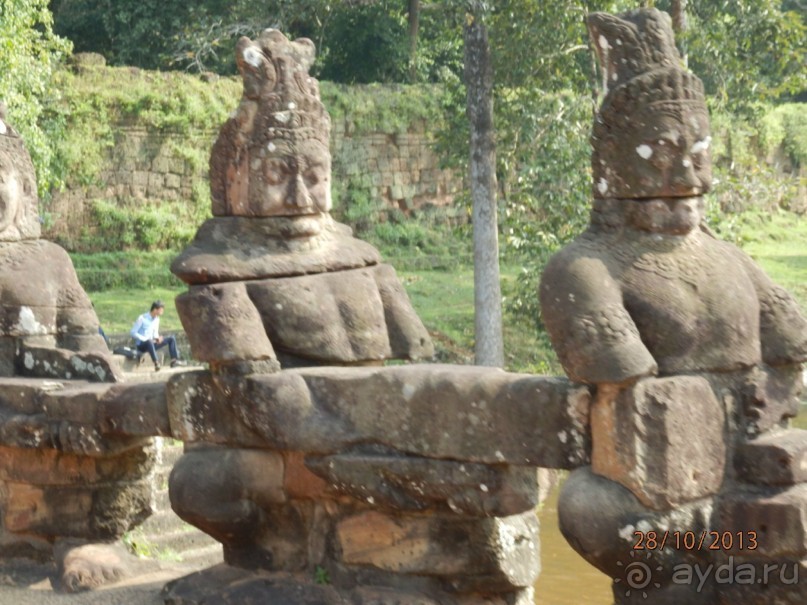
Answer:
[{"xmin": 0, "ymin": 0, "xmax": 71, "ymax": 194}]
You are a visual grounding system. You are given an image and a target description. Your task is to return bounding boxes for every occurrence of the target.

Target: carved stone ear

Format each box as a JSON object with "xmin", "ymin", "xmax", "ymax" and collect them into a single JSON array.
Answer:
[{"xmin": 291, "ymin": 38, "xmax": 316, "ymax": 72}]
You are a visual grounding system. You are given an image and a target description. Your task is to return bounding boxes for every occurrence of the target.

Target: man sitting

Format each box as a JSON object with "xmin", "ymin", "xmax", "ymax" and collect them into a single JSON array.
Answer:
[{"xmin": 130, "ymin": 300, "xmax": 184, "ymax": 370}]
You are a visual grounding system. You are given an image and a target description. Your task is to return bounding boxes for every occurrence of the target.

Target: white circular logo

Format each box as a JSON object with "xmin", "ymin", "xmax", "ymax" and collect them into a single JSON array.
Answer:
[{"xmin": 615, "ymin": 551, "xmax": 663, "ymax": 599}]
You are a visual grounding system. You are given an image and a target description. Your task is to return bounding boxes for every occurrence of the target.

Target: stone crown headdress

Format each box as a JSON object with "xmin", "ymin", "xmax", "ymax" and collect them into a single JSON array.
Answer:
[
  {"xmin": 236, "ymin": 29, "xmax": 330, "ymax": 148},
  {"xmin": 587, "ymin": 9, "xmax": 706, "ymax": 134}
]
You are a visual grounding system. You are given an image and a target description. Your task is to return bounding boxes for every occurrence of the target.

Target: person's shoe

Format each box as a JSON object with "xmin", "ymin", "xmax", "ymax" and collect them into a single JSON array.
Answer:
[
  {"xmin": 170, "ymin": 359, "xmax": 187, "ymax": 368},
  {"xmin": 154, "ymin": 362, "xmax": 161, "ymax": 372}
]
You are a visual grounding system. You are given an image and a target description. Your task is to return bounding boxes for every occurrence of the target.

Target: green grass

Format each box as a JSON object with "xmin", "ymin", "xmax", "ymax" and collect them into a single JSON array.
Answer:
[
  {"xmin": 90, "ymin": 287, "xmax": 186, "ymax": 335},
  {"xmin": 738, "ymin": 210, "xmax": 807, "ymax": 309}
]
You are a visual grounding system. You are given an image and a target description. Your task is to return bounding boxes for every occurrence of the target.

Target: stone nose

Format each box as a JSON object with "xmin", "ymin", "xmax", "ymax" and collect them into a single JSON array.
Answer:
[
  {"xmin": 669, "ymin": 157, "xmax": 701, "ymax": 195},
  {"xmin": 288, "ymin": 173, "xmax": 314, "ymax": 210}
]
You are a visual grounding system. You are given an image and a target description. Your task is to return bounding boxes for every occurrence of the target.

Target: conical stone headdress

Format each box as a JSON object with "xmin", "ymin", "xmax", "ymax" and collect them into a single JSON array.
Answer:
[
  {"xmin": 587, "ymin": 9, "xmax": 711, "ymax": 199},
  {"xmin": 210, "ymin": 29, "xmax": 331, "ymax": 216}
]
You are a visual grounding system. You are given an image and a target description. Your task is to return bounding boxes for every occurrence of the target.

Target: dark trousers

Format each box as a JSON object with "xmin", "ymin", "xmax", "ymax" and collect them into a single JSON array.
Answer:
[{"xmin": 136, "ymin": 335, "xmax": 178, "ymax": 363}]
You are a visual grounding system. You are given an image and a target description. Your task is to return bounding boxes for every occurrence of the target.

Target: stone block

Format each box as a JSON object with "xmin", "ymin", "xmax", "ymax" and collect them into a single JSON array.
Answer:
[
  {"xmin": 592, "ymin": 376, "xmax": 726, "ymax": 510},
  {"xmin": 307, "ymin": 454, "xmax": 538, "ymax": 516},
  {"xmin": 147, "ymin": 172, "xmax": 164, "ymax": 192},
  {"xmin": 168, "ymin": 365, "xmax": 591, "ymax": 467},
  {"xmin": 165, "ymin": 172, "xmax": 182, "ymax": 187},
  {"xmin": 132, "ymin": 171, "xmax": 149, "ymax": 188},
  {"xmin": 283, "ymin": 451, "xmax": 330, "ymax": 500},
  {"xmin": 336, "ymin": 510, "xmax": 539, "ymax": 592},
  {"xmin": 99, "ymin": 381, "xmax": 171, "ymax": 437},
  {"xmin": 40, "ymin": 383, "xmax": 110, "ymax": 424},
  {"xmin": 0, "ymin": 377, "xmax": 47, "ymax": 414},
  {"xmin": 716, "ymin": 484, "xmax": 807, "ymax": 558},
  {"xmin": 152, "ymin": 156, "xmax": 171, "ymax": 173},
  {"xmin": 735, "ymin": 429, "xmax": 807, "ymax": 486}
]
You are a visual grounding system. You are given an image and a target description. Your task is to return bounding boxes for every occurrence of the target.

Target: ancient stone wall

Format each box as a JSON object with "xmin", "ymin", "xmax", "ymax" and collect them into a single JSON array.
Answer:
[{"xmin": 44, "ymin": 120, "xmax": 462, "ymax": 246}]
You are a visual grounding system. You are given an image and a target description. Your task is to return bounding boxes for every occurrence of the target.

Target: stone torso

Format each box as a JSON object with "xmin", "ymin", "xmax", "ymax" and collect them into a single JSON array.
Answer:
[
  {"xmin": 0, "ymin": 240, "xmax": 98, "ymax": 343},
  {"xmin": 595, "ymin": 229, "xmax": 761, "ymax": 374}
]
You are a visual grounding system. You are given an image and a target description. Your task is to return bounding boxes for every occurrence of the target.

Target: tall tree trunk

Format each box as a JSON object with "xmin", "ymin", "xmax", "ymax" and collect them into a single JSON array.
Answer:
[
  {"xmin": 464, "ymin": 5, "xmax": 504, "ymax": 368},
  {"xmin": 671, "ymin": 0, "xmax": 688, "ymax": 66},
  {"xmin": 408, "ymin": 0, "xmax": 420, "ymax": 82}
]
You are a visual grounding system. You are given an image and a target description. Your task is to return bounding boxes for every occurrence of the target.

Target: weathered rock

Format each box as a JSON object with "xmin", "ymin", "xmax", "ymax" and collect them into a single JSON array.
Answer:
[
  {"xmin": 17, "ymin": 344, "xmax": 119, "ymax": 383},
  {"xmin": 0, "ymin": 115, "xmax": 41, "ymax": 241},
  {"xmin": 162, "ymin": 564, "xmax": 350, "ymax": 605},
  {"xmin": 0, "ymin": 442, "xmax": 154, "ymax": 485},
  {"xmin": 735, "ymin": 429, "xmax": 807, "ymax": 486},
  {"xmin": 591, "ymin": 376, "xmax": 726, "ymax": 510},
  {"xmin": 307, "ymin": 453, "xmax": 539, "ymax": 516},
  {"xmin": 740, "ymin": 365, "xmax": 803, "ymax": 437},
  {"xmin": 283, "ymin": 451, "xmax": 330, "ymax": 500},
  {"xmin": 336, "ymin": 510, "xmax": 539, "ymax": 591},
  {"xmin": 167, "ymin": 365, "xmax": 591, "ymax": 468},
  {"xmin": 716, "ymin": 484, "xmax": 807, "ymax": 558},
  {"xmin": 175, "ymin": 281, "xmax": 277, "ymax": 367},
  {"xmin": 3, "ymin": 478, "xmax": 151, "ymax": 540},
  {"xmin": 558, "ymin": 467, "xmax": 714, "ymax": 594},
  {"xmin": 170, "ymin": 447, "xmax": 287, "ymax": 546},
  {"xmin": 99, "ymin": 381, "xmax": 171, "ymax": 437}
]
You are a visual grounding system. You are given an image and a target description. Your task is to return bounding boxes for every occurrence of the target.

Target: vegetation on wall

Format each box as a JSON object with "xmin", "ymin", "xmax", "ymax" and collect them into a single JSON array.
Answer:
[{"xmin": 0, "ymin": 0, "xmax": 71, "ymax": 195}]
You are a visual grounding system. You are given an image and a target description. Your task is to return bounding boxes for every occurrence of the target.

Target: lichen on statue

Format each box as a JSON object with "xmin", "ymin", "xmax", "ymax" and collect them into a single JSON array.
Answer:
[{"xmin": 171, "ymin": 30, "xmax": 433, "ymax": 372}]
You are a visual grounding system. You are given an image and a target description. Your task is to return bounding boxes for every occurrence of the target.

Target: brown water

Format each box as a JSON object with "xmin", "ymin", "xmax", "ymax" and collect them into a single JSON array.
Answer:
[{"xmin": 534, "ymin": 482, "xmax": 613, "ymax": 605}]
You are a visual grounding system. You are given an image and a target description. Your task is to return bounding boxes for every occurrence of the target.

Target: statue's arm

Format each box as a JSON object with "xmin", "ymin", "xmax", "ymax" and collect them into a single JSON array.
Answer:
[{"xmin": 539, "ymin": 249, "xmax": 657, "ymax": 385}]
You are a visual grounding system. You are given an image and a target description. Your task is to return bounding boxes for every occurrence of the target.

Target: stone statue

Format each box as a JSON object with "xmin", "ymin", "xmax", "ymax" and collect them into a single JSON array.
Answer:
[
  {"xmin": 540, "ymin": 9, "xmax": 807, "ymax": 604},
  {"xmin": 0, "ymin": 106, "xmax": 118, "ymax": 381},
  {"xmin": 171, "ymin": 29, "xmax": 432, "ymax": 374},
  {"xmin": 168, "ymin": 29, "xmax": 438, "ymax": 583},
  {"xmin": 0, "ymin": 106, "xmax": 152, "ymax": 591}
]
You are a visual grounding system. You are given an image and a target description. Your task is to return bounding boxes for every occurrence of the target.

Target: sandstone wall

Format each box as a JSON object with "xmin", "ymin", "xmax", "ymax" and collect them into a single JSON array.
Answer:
[{"xmin": 44, "ymin": 120, "xmax": 462, "ymax": 246}]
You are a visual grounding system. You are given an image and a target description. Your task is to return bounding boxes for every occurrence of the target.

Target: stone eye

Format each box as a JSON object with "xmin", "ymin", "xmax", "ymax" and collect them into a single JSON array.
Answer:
[{"xmin": 264, "ymin": 161, "xmax": 289, "ymax": 186}]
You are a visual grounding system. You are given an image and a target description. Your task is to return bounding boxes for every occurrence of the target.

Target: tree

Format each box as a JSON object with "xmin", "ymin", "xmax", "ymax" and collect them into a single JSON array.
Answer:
[
  {"xmin": 0, "ymin": 0, "xmax": 71, "ymax": 194},
  {"xmin": 464, "ymin": 2, "xmax": 503, "ymax": 367},
  {"xmin": 408, "ymin": 0, "xmax": 421, "ymax": 82}
]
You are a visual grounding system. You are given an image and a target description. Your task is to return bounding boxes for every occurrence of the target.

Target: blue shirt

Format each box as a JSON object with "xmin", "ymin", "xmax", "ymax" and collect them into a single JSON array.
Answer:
[{"xmin": 131, "ymin": 312, "xmax": 160, "ymax": 343}]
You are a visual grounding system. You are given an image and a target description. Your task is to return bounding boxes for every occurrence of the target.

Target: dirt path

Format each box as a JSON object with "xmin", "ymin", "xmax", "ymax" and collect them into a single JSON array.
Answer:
[{"xmin": 0, "ymin": 557, "xmax": 199, "ymax": 605}]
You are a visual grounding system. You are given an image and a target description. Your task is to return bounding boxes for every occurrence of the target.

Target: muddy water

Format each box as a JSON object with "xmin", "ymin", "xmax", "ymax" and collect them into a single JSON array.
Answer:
[{"xmin": 534, "ymin": 482, "xmax": 613, "ymax": 605}]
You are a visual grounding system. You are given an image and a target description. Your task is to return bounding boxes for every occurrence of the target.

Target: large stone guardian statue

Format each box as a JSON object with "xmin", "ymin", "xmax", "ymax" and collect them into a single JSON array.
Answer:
[
  {"xmin": 540, "ymin": 8, "xmax": 807, "ymax": 604},
  {"xmin": 170, "ymin": 30, "xmax": 432, "ymax": 374}
]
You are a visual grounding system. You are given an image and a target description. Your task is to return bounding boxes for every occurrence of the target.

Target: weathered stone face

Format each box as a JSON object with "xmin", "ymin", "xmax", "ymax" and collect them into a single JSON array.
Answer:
[
  {"xmin": 248, "ymin": 139, "xmax": 332, "ymax": 217},
  {"xmin": 540, "ymin": 9, "xmax": 807, "ymax": 604},
  {"xmin": 0, "ymin": 113, "xmax": 41, "ymax": 241},
  {"xmin": 587, "ymin": 9, "xmax": 712, "ymax": 200},
  {"xmin": 593, "ymin": 106, "xmax": 712, "ymax": 200}
]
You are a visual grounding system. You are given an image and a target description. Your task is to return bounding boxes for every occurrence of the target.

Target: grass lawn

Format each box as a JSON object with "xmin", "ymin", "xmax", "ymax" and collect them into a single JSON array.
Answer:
[
  {"xmin": 739, "ymin": 211, "xmax": 807, "ymax": 310},
  {"xmin": 90, "ymin": 287, "xmax": 187, "ymax": 335}
]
